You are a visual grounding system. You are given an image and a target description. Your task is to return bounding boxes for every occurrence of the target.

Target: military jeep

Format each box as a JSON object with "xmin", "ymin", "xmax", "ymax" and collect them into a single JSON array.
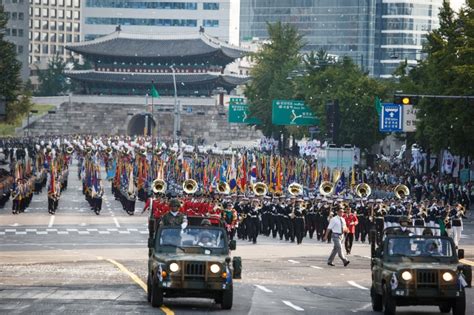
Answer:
[
  {"xmin": 147, "ymin": 219, "xmax": 237, "ymax": 309},
  {"xmin": 370, "ymin": 227, "xmax": 467, "ymax": 315}
]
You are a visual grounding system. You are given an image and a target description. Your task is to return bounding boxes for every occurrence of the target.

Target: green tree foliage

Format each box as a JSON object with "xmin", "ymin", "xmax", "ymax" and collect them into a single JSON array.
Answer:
[
  {"xmin": 298, "ymin": 55, "xmax": 390, "ymax": 150},
  {"xmin": 0, "ymin": 4, "xmax": 26, "ymax": 122},
  {"xmin": 245, "ymin": 22, "xmax": 304, "ymax": 137},
  {"xmin": 403, "ymin": 1, "xmax": 474, "ymax": 156},
  {"xmin": 36, "ymin": 54, "xmax": 70, "ymax": 96}
]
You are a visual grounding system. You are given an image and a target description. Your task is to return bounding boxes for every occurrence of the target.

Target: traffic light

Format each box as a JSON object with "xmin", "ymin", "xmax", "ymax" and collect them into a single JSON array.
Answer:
[{"xmin": 394, "ymin": 95, "xmax": 412, "ymax": 105}]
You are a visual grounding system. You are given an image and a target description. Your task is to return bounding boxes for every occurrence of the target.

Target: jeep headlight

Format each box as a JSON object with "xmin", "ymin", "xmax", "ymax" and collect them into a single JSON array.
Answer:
[
  {"xmin": 169, "ymin": 262, "xmax": 180, "ymax": 273},
  {"xmin": 401, "ymin": 271, "xmax": 412, "ymax": 281},
  {"xmin": 210, "ymin": 264, "xmax": 221, "ymax": 274},
  {"xmin": 442, "ymin": 272, "xmax": 454, "ymax": 282}
]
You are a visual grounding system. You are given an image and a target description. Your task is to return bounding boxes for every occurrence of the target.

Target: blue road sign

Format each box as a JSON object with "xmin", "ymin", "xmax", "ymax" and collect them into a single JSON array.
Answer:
[{"xmin": 380, "ymin": 103, "xmax": 403, "ymax": 132}]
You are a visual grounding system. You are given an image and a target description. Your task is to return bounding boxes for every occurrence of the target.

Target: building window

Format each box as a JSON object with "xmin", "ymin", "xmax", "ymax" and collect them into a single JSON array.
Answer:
[
  {"xmin": 85, "ymin": 0, "xmax": 198, "ymax": 10},
  {"xmin": 203, "ymin": 3, "xmax": 219, "ymax": 10},
  {"xmin": 73, "ymin": 11, "xmax": 80, "ymax": 20},
  {"xmin": 42, "ymin": 8, "xmax": 48, "ymax": 17},
  {"xmin": 51, "ymin": 0, "xmax": 56, "ymax": 4},
  {"xmin": 18, "ymin": 12, "xmax": 24, "ymax": 20},
  {"xmin": 18, "ymin": 45, "xmax": 23, "ymax": 54},
  {"xmin": 73, "ymin": 0, "xmax": 79, "ymax": 7},
  {"xmin": 85, "ymin": 17, "xmax": 198, "ymax": 27},
  {"xmin": 34, "ymin": 7, "xmax": 40, "ymax": 17},
  {"xmin": 58, "ymin": 0, "xmax": 64, "ymax": 6},
  {"xmin": 66, "ymin": 22, "xmax": 72, "ymax": 31},
  {"xmin": 28, "ymin": 31, "xmax": 32, "ymax": 40},
  {"xmin": 66, "ymin": 0, "xmax": 72, "ymax": 7},
  {"xmin": 50, "ymin": 21, "xmax": 56, "ymax": 30},
  {"xmin": 41, "ymin": 32, "xmax": 48, "ymax": 41},
  {"xmin": 42, "ymin": 44, "xmax": 49, "ymax": 54},
  {"xmin": 74, "ymin": 34, "xmax": 80, "ymax": 42},
  {"xmin": 66, "ymin": 34, "xmax": 72, "ymax": 42},
  {"xmin": 42, "ymin": 0, "xmax": 48, "ymax": 4},
  {"xmin": 11, "ymin": 29, "xmax": 17, "ymax": 36},
  {"xmin": 73, "ymin": 22, "xmax": 80, "ymax": 32},
  {"xmin": 58, "ymin": 46, "xmax": 64, "ymax": 54},
  {"xmin": 51, "ymin": 45, "xmax": 56, "ymax": 54},
  {"xmin": 42, "ymin": 20, "xmax": 48, "ymax": 30},
  {"xmin": 203, "ymin": 19, "xmax": 219, "ymax": 27},
  {"xmin": 58, "ymin": 33, "xmax": 64, "ymax": 42},
  {"xmin": 51, "ymin": 9, "xmax": 56, "ymax": 18},
  {"xmin": 66, "ymin": 10, "xmax": 72, "ymax": 19},
  {"xmin": 18, "ymin": 29, "xmax": 24, "ymax": 37},
  {"xmin": 12, "ymin": 12, "xmax": 17, "ymax": 20},
  {"xmin": 58, "ymin": 10, "xmax": 64, "ymax": 19},
  {"xmin": 34, "ymin": 44, "xmax": 40, "ymax": 53},
  {"xmin": 34, "ymin": 20, "xmax": 40, "ymax": 29},
  {"xmin": 58, "ymin": 21, "xmax": 64, "ymax": 31},
  {"xmin": 34, "ymin": 0, "xmax": 40, "ymax": 4},
  {"xmin": 50, "ymin": 33, "xmax": 56, "ymax": 42}
]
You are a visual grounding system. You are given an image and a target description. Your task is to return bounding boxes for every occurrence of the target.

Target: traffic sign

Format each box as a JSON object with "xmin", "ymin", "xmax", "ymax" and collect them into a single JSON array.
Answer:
[
  {"xmin": 229, "ymin": 97, "xmax": 245, "ymax": 105},
  {"xmin": 402, "ymin": 105, "xmax": 418, "ymax": 132},
  {"xmin": 380, "ymin": 103, "xmax": 403, "ymax": 132},
  {"xmin": 228, "ymin": 103, "xmax": 261, "ymax": 124},
  {"xmin": 272, "ymin": 100, "xmax": 320, "ymax": 126}
]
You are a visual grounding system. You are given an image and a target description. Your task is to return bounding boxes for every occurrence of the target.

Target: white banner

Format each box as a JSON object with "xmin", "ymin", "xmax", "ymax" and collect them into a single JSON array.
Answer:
[{"xmin": 403, "ymin": 105, "xmax": 419, "ymax": 132}]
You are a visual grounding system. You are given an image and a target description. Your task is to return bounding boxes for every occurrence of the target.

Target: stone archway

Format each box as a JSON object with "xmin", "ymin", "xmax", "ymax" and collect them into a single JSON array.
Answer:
[{"xmin": 127, "ymin": 113, "xmax": 156, "ymax": 136}]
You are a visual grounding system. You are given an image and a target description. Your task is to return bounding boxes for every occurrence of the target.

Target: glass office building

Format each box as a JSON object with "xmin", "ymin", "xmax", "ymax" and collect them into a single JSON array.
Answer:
[
  {"xmin": 83, "ymin": 0, "xmax": 232, "ymax": 42},
  {"xmin": 240, "ymin": 0, "xmax": 442, "ymax": 77}
]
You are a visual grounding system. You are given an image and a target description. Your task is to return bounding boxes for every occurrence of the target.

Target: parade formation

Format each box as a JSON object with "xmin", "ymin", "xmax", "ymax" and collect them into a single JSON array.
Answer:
[{"xmin": 0, "ymin": 135, "xmax": 470, "ymax": 250}]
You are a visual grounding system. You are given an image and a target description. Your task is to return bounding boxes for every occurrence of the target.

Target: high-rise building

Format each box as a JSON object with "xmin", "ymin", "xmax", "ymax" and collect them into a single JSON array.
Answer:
[
  {"xmin": 82, "ymin": 0, "xmax": 234, "ymax": 43},
  {"xmin": 2, "ymin": 0, "xmax": 30, "ymax": 82},
  {"xmin": 240, "ymin": 0, "xmax": 442, "ymax": 77},
  {"xmin": 28, "ymin": 0, "xmax": 82, "ymax": 85}
]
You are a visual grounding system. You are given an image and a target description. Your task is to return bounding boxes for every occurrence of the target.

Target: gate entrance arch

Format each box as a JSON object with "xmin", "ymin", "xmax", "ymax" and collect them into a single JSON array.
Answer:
[{"xmin": 127, "ymin": 113, "xmax": 156, "ymax": 136}]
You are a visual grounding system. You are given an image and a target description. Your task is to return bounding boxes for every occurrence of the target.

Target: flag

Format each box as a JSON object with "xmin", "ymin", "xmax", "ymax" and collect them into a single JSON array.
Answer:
[
  {"xmin": 351, "ymin": 167, "xmax": 356, "ymax": 189},
  {"xmin": 151, "ymin": 84, "xmax": 160, "ymax": 98},
  {"xmin": 229, "ymin": 155, "xmax": 237, "ymax": 191},
  {"xmin": 335, "ymin": 171, "xmax": 345, "ymax": 195}
]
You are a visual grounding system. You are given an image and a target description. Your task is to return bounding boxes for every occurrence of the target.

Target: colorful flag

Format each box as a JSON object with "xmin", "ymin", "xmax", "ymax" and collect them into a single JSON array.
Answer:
[
  {"xmin": 151, "ymin": 84, "xmax": 160, "ymax": 98},
  {"xmin": 335, "ymin": 171, "xmax": 346, "ymax": 195}
]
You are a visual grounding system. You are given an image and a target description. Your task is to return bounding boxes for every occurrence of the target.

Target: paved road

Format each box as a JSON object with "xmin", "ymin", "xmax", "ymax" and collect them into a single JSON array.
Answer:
[{"xmin": 1, "ymin": 161, "xmax": 473, "ymax": 314}]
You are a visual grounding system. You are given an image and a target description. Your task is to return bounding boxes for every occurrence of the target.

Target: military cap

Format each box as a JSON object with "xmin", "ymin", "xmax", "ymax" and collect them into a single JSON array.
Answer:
[{"xmin": 169, "ymin": 199, "xmax": 181, "ymax": 207}]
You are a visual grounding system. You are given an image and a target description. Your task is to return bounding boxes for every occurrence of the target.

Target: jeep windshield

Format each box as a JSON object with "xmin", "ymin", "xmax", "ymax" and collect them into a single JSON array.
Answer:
[
  {"xmin": 156, "ymin": 226, "xmax": 227, "ymax": 255},
  {"xmin": 386, "ymin": 236, "xmax": 456, "ymax": 261}
]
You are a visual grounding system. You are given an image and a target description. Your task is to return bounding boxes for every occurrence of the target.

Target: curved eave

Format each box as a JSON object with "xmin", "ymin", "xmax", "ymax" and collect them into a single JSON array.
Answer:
[{"xmin": 65, "ymin": 70, "xmax": 248, "ymax": 87}]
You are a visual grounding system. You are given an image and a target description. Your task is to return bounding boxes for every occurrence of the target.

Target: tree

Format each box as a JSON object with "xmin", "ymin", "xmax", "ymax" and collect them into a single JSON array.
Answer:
[
  {"xmin": 245, "ymin": 22, "xmax": 304, "ymax": 138},
  {"xmin": 0, "ymin": 4, "xmax": 25, "ymax": 122},
  {"xmin": 402, "ymin": 1, "xmax": 474, "ymax": 156},
  {"xmin": 36, "ymin": 54, "xmax": 70, "ymax": 96},
  {"xmin": 297, "ymin": 54, "xmax": 390, "ymax": 150}
]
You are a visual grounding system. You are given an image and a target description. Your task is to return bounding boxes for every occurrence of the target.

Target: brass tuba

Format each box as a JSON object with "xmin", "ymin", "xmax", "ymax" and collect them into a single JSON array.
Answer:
[
  {"xmin": 394, "ymin": 184, "xmax": 410, "ymax": 199},
  {"xmin": 319, "ymin": 181, "xmax": 334, "ymax": 196},
  {"xmin": 288, "ymin": 182, "xmax": 303, "ymax": 196},
  {"xmin": 152, "ymin": 179, "xmax": 167, "ymax": 194},
  {"xmin": 217, "ymin": 182, "xmax": 231, "ymax": 194},
  {"xmin": 252, "ymin": 182, "xmax": 268, "ymax": 196},
  {"xmin": 183, "ymin": 179, "xmax": 198, "ymax": 194},
  {"xmin": 355, "ymin": 183, "xmax": 372, "ymax": 198},
  {"xmin": 65, "ymin": 146, "xmax": 74, "ymax": 155},
  {"xmin": 105, "ymin": 147, "xmax": 113, "ymax": 154}
]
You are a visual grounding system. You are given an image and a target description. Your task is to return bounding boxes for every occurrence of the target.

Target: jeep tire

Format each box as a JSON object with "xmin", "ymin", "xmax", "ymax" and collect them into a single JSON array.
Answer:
[
  {"xmin": 147, "ymin": 274, "xmax": 152, "ymax": 302},
  {"xmin": 151, "ymin": 279, "xmax": 164, "ymax": 307},
  {"xmin": 452, "ymin": 296, "xmax": 466, "ymax": 315},
  {"xmin": 221, "ymin": 287, "xmax": 233, "ymax": 310},
  {"xmin": 439, "ymin": 302, "xmax": 451, "ymax": 313},
  {"xmin": 383, "ymin": 284, "xmax": 396, "ymax": 315},
  {"xmin": 371, "ymin": 285, "xmax": 383, "ymax": 311}
]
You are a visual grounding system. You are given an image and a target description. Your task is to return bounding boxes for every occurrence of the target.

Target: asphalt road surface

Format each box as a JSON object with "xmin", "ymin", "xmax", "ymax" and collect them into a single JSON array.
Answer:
[{"xmin": 1, "ymin": 162, "xmax": 473, "ymax": 314}]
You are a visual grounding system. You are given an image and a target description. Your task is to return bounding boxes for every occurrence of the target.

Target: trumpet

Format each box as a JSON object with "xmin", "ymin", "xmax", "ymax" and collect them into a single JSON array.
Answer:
[
  {"xmin": 152, "ymin": 179, "xmax": 167, "ymax": 194},
  {"xmin": 252, "ymin": 182, "xmax": 268, "ymax": 196},
  {"xmin": 319, "ymin": 181, "xmax": 334, "ymax": 196},
  {"xmin": 288, "ymin": 182, "xmax": 303, "ymax": 196},
  {"xmin": 217, "ymin": 182, "xmax": 231, "ymax": 194},
  {"xmin": 394, "ymin": 184, "xmax": 410, "ymax": 199},
  {"xmin": 355, "ymin": 183, "xmax": 371, "ymax": 198},
  {"xmin": 183, "ymin": 179, "xmax": 198, "ymax": 194}
]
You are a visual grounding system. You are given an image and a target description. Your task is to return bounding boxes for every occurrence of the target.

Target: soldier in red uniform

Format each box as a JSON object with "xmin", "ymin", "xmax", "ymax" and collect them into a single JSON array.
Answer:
[{"xmin": 343, "ymin": 205, "xmax": 359, "ymax": 255}]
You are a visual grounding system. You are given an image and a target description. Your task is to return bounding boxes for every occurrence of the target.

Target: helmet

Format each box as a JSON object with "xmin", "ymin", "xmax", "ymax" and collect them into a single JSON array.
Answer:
[
  {"xmin": 399, "ymin": 216, "xmax": 409, "ymax": 224},
  {"xmin": 169, "ymin": 199, "xmax": 181, "ymax": 207}
]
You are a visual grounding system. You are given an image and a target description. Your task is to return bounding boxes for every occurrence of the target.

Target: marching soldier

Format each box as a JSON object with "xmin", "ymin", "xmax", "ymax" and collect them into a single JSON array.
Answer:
[
  {"xmin": 293, "ymin": 198, "xmax": 306, "ymax": 244},
  {"xmin": 222, "ymin": 202, "xmax": 238, "ymax": 240}
]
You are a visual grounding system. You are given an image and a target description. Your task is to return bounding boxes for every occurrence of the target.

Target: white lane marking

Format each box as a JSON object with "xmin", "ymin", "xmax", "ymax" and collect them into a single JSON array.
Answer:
[
  {"xmin": 347, "ymin": 280, "xmax": 369, "ymax": 290},
  {"xmin": 363, "ymin": 256, "xmax": 371, "ymax": 259},
  {"xmin": 282, "ymin": 300, "xmax": 304, "ymax": 311},
  {"xmin": 351, "ymin": 303, "xmax": 372, "ymax": 312},
  {"xmin": 255, "ymin": 284, "xmax": 273, "ymax": 293},
  {"xmin": 79, "ymin": 223, "xmax": 87, "ymax": 226},
  {"xmin": 310, "ymin": 265, "xmax": 323, "ymax": 270},
  {"xmin": 113, "ymin": 217, "xmax": 120, "ymax": 228},
  {"xmin": 48, "ymin": 215, "xmax": 55, "ymax": 228},
  {"xmin": 288, "ymin": 260, "xmax": 300, "ymax": 264},
  {"xmin": 10, "ymin": 223, "xmax": 19, "ymax": 227}
]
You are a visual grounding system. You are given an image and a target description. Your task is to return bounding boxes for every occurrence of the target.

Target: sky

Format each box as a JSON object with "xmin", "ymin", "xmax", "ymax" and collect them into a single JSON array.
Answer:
[{"xmin": 451, "ymin": 0, "xmax": 464, "ymax": 11}]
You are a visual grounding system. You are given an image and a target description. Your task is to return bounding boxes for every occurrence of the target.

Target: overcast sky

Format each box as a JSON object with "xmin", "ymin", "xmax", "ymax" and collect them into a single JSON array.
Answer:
[{"xmin": 451, "ymin": 0, "xmax": 464, "ymax": 11}]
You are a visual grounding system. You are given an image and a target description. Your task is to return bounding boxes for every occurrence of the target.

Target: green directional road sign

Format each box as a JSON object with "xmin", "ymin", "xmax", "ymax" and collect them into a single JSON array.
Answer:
[
  {"xmin": 272, "ymin": 100, "xmax": 320, "ymax": 126},
  {"xmin": 229, "ymin": 97, "xmax": 245, "ymax": 104},
  {"xmin": 228, "ymin": 103, "xmax": 261, "ymax": 124}
]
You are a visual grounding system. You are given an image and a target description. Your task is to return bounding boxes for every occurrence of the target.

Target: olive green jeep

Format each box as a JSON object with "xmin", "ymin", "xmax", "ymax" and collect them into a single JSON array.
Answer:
[
  {"xmin": 147, "ymin": 220, "xmax": 238, "ymax": 309},
  {"xmin": 370, "ymin": 227, "xmax": 467, "ymax": 315}
]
